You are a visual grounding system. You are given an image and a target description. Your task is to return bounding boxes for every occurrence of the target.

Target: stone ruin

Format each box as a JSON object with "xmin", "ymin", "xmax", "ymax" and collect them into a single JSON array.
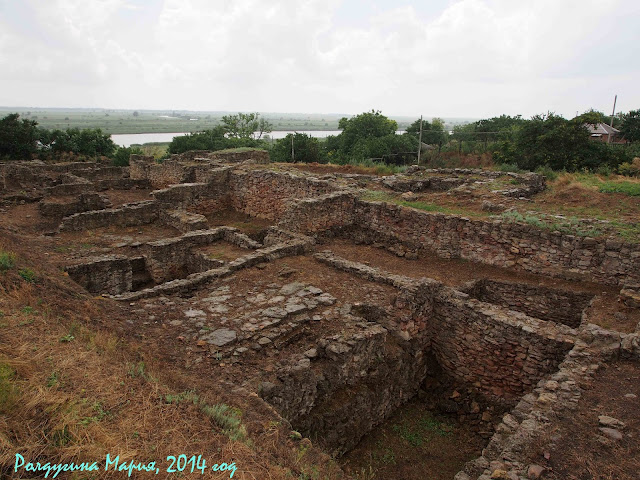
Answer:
[{"xmin": 1, "ymin": 151, "xmax": 640, "ymax": 479}]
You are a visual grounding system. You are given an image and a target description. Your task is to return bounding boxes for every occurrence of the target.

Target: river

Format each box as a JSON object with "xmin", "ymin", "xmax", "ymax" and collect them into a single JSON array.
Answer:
[{"xmin": 111, "ymin": 130, "xmax": 346, "ymax": 147}]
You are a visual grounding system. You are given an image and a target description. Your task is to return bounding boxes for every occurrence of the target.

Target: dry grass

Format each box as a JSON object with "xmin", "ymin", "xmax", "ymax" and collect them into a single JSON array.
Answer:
[{"xmin": 0, "ymin": 231, "xmax": 346, "ymax": 480}]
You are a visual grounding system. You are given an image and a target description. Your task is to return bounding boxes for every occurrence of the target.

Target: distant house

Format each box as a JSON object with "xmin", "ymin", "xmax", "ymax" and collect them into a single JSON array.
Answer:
[{"xmin": 585, "ymin": 123, "xmax": 626, "ymax": 143}]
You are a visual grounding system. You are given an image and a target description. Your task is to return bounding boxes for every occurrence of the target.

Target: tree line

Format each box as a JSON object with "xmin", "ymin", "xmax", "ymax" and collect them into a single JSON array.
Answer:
[
  {"xmin": 262, "ymin": 109, "xmax": 640, "ymax": 174},
  {"xmin": 0, "ymin": 112, "xmax": 276, "ymax": 165},
  {"xmin": 2, "ymin": 108, "xmax": 639, "ymax": 175}
]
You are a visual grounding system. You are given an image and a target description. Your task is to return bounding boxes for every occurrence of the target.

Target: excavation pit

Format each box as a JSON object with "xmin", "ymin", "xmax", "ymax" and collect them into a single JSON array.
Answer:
[
  {"xmin": 461, "ymin": 278, "xmax": 594, "ymax": 328},
  {"xmin": 256, "ymin": 253, "xmax": 576, "ymax": 466}
]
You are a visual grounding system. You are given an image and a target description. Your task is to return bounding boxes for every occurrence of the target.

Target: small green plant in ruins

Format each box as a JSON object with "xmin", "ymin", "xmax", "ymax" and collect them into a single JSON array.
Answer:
[{"xmin": 0, "ymin": 250, "xmax": 16, "ymax": 272}]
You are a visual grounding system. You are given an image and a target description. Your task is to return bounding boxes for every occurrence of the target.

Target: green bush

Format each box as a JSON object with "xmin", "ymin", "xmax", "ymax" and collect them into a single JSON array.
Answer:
[
  {"xmin": 535, "ymin": 165, "xmax": 559, "ymax": 181},
  {"xmin": 270, "ymin": 133, "xmax": 320, "ymax": 163},
  {"xmin": 0, "ymin": 250, "xmax": 16, "ymax": 272},
  {"xmin": 168, "ymin": 126, "xmax": 264, "ymax": 154},
  {"xmin": 18, "ymin": 268, "xmax": 36, "ymax": 283},
  {"xmin": 497, "ymin": 163, "xmax": 523, "ymax": 173},
  {"xmin": 618, "ymin": 158, "xmax": 640, "ymax": 177},
  {"xmin": 0, "ymin": 114, "xmax": 39, "ymax": 159},
  {"xmin": 112, "ymin": 146, "xmax": 143, "ymax": 167}
]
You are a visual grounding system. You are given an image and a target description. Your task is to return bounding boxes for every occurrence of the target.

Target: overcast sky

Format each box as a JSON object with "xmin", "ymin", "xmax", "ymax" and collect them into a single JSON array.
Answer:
[{"xmin": 1, "ymin": 0, "xmax": 638, "ymax": 119}]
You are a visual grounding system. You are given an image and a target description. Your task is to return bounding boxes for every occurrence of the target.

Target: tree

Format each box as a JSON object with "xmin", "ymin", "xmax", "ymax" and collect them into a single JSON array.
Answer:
[
  {"xmin": 167, "ymin": 126, "xmax": 262, "ymax": 154},
  {"xmin": 113, "ymin": 146, "xmax": 143, "ymax": 166},
  {"xmin": 256, "ymin": 116, "xmax": 274, "ymax": 139},
  {"xmin": 220, "ymin": 112, "xmax": 272, "ymax": 139},
  {"xmin": 574, "ymin": 109, "xmax": 605, "ymax": 127},
  {"xmin": 133, "ymin": 111, "xmax": 139, "ymax": 117},
  {"xmin": 494, "ymin": 112, "xmax": 624, "ymax": 172},
  {"xmin": 270, "ymin": 133, "xmax": 320, "ymax": 163},
  {"xmin": 620, "ymin": 109, "xmax": 640, "ymax": 144},
  {"xmin": 405, "ymin": 117, "xmax": 448, "ymax": 152},
  {"xmin": 337, "ymin": 110, "xmax": 398, "ymax": 157},
  {"xmin": 0, "ymin": 113, "xmax": 40, "ymax": 159}
]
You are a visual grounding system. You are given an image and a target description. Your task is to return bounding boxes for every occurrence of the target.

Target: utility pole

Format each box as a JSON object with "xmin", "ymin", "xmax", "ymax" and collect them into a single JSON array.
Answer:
[
  {"xmin": 608, "ymin": 95, "xmax": 617, "ymax": 144},
  {"xmin": 417, "ymin": 115, "xmax": 423, "ymax": 165},
  {"xmin": 291, "ymin": 135, "xmax": 295, "ymax": 162}
]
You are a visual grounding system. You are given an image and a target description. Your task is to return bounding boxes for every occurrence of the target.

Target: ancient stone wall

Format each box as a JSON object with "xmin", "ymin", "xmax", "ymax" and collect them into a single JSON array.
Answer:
[
  {"xmin": 351, "ymin": 200, "xmax": 640, "ymax": 286},
  {"xmin": 172, "ymin": 149, "xmax": 270, "ymax": 164},
  {"xmin": 228, "ymin": 170, "xmax": 337, "ymax": 220},
  {"xmin": 152, "ymin": 183, "xmax": 210, "ymax": 208},
  {"xmin": 39, "ymin": 193, "xmax": 111, "ymax": 219},
  {"xmin": 278, "ymin": 193, "xmax": 357, "ymax": 234},
  {"xmin": 65, "ymin": 255, "xmax": 132, "ymax": 295},
  {"xmin": 145, "ymin": 228, "xmax": 228, "ymax": 283},
  {"xmin": 59, "ymin": 200, "xmax": 159, "ymax": 232},
  {"xmin": 130, "ymin": 158, "xmax": 188, "ymax": 189},
  {"xmin": 428, "ymin": 291, "xmax": 575, "ymax": 402},
  {"xmin": 159, "ymin": 210, "xmax": 209, "ymax": 232},
  {"xmin": 462, "ymin": 279, "xmax": 593, "ymax": 328},
  {"xmin": 261, "ymin": 325, "xmax": 430, "ymax": 455},
  {"xmin": 382, "ymin": 168, "xmax": 546, "ymax": 197}
]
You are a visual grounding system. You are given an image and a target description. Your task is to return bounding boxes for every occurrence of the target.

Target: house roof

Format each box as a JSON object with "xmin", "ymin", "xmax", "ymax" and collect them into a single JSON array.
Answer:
[{"xmin": 586, "ymin": 123, "xmax": 620, "ymax": 135}]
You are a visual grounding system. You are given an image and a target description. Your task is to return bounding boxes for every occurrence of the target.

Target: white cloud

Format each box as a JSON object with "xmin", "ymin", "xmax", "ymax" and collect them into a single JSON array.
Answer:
[{"xmin": 0, "ymin": 0, "xmax": 638, "ymax": 117}]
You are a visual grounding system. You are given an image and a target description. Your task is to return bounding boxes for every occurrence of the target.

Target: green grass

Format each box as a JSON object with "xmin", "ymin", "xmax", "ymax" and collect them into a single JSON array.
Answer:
[
  {"xmin": 535, "ymin": 166, "xmax": 559, "ymax": 181},
  {"xmin": 391, "ymin": 412, "xmax": 452, "ymax": 448},
  {"xmin": 214, "ymin": 147, "xmax": 266, "ymax": 154},
  {"xmin": 501, "ymin": 210, "xmax": 604, "ymax": 238},
  {"xmin": 344, "ymin": 158, "xmax": 408, "ymax": 175},
  {"xmin": 0, "ymin": 250, "xmax": 16, "ymax": 272},
  {"xmin": 598, "ymin": 181, "xmax": 640, "ymax": 196},
  {"xmin": 359, "ymin": 189, "xmax": 482, "ymax": 217},
  {"xmin": 568, "ymin": 173, "xmax": 640, "ymax": 197},
  {"xmin": 46, "ymin": 371, "xmax": 60, "ymax": 388},
  {"xmin": 126, "ymin": 361, "xmax": 155, "ymax": 382},
  {"xmin": 495, "ymin": 163, "xmax": 525, "ymax": 173},
  {"xmin": 79, "ymin": 401, "xmax": 111, "ymax": 426},
  {"xmin": 18, "ymin": 268, "xmax": 37, "ymax": 283},
  {"xmin": 164, "ymin": 390, "xmax": 248, "ymax": 442}
]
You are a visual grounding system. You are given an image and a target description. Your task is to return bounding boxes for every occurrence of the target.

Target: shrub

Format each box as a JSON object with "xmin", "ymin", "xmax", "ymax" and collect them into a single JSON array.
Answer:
[
  {"xmin": 18, "ymin": 268, "xmax": 36, "ymax": 283},
  {"xmin": 535, "ymin": 165, "xmax": 559, "ymax": 181},
  {"xmin": 0, "ymin": 250, "xmax": 16, "ymax": 272},
  {"xmin": 497, "ymin": 163, "xmax": 522, "ymax": 173},
  {"xmin": 618, "ymin": 158, "xmax": 640, "ymax": 177},
  {"xmin": 112, "ymin": 146, "xmax": 143, "ymax": 167}
]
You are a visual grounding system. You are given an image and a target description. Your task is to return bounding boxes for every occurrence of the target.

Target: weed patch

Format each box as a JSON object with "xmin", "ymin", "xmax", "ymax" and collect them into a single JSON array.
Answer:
[
  {"xmin": 164, "ymin": 390, "xmax": 248, "ymax": 442},
  {"xmin": 501, "ymin": 210, "xmax": 604, "ymax": 238},
  {"xmin": 18, "ymin": 268, "xmax": 37, "ymax": 283},
  {"xmin": 0, "ymin": 250, "xmax": 16, "ymax": 272},
  {"xmin": 598, "ymin": 181, "xmax": 640, "ymax": 196},
  {"xmin": 0, "ymin": 362, "xmax": 18, "ymax": 413}
]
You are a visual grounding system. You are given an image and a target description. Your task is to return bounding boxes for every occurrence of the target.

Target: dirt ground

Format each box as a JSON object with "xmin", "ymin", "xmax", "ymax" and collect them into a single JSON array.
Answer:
[
  {"xmin": 539, "ymin": 361, "xmax": 640, "ymax": 480},
  {"xmin": 199, "ymin": 208, "xmax": 275, "ymax": 236},
  {"xmin": 341, "ymin": 399, "xmax": 487, "ymax": 480},
  {"xmin": 102, "ymin": 188, "xmax": 153, "ymax": 207}
]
